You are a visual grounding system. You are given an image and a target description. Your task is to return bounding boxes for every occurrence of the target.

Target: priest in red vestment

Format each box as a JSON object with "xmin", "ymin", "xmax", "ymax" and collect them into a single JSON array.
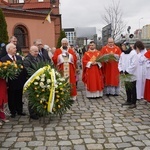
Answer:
[
  {"xmin": 52, "ymin": 38, "xmax": 77, "ymax": 100},
  {"xmin": 101, "ymin": 37, "xmax": 122, "ymax": 96},
  {"xmin": 82, "ymin": 41, "xmax": 104, "ymax": 99}
]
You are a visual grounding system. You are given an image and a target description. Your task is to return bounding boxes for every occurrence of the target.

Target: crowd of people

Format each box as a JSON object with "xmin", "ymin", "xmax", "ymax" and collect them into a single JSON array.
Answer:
[
  {"xmin": 0, "ymin": 36, "xmax": 150, "ymax": 125},
  {"xmin": 82, "ymin": 38, "xmax": 150, "ymax": 108}
]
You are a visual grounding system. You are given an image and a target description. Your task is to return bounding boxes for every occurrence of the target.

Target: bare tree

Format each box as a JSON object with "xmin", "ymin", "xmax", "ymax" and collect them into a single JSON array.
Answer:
[{"xmin": 102, "ymin": 0, "xmax": 126, "ymax": 40}]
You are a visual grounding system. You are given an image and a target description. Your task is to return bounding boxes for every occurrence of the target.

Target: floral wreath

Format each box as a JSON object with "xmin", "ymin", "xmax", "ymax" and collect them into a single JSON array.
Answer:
[{"xmin": 23, "ymin": 65, "xmax": 73, "ymax": 117}]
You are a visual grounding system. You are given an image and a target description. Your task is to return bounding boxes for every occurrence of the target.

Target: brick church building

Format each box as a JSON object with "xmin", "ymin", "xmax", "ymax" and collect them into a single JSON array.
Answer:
[{"xmin": 0, "ymin": 0, "xmax": 61, "ymax": 53}]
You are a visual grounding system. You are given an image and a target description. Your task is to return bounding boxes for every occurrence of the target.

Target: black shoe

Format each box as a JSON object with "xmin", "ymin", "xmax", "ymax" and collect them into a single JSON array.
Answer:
[
  {"xmin": 128, "ymin": 104, "xmax": 136, "ymax": 109},
  {"xmin": 18, "ymin": 112, "xmax": 26, "ymax": 116},
  {"xmin": 30, "ymin": 116, "xmax": 39, "ymax": 120},
  {"xmin": 106, "ymin": 94, "xmax": 110, "ymax": 97},
  {"xmin": 121, "ymin": 102, "xmax": 132, "ymax": 107},
  {"xmin": 11, "ymin": 114, "xmax": 16, "ymax": 118},
  {"xmin": 87, "ymin": 97, "xmax": 97, "ymax": 99},
  {"xmin": 113, "ymin": 94, "xmax": 119, "ymax": 96}
]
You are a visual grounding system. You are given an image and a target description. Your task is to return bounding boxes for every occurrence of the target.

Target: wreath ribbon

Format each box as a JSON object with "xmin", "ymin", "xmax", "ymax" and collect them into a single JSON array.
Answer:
[{"xmin": 47, "ymin": 68, "xmax": 56, "ymax": 112}]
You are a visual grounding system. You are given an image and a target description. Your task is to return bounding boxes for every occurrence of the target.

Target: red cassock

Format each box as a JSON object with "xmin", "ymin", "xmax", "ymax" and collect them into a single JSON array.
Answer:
[
  {"xmin": 82, "ymin": 50, "xmax": 104, "ymax": 92},
  {"xmin": 144, "ymin": 50, "xmax": 150, "ymax": 102},
  {"xmin": 144, "ymin": 79, "xmax": 150, "ymax": 102},
  {"xmin": 0, "ymin": 78, "xmax": 8, "ymax": 106},
  {"xmin": 100, "ymin": 45, "xmax": 122, "ymax": 86},
  {"xmin": 52, "ymin": 48, "xmax": 77, "ymax": 96}
]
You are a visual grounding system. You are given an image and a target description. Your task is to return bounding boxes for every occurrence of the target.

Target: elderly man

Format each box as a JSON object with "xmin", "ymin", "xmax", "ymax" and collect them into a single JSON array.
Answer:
[
  {"xmin": 52, "ymin": 38, "xmax": 77, "ymax": 101},
  {"xmin": 1, "ymin": 43, "xmax": 26, "ymax": 118},
  {"xmin": 101, "ymin": 37, "xmax": 122, "ymax": 96},
  {"xmin": 33, "ymin": 39, "xmax": 51, "ymax": 62},
  {"xmin": 23, "ymin": 45, "xmax": 41, "ymax": 119},
  {"xmin": 23, "ymin": 45, "xmax": 41, "ymax": 70},
  {"xmin": 0, "ymin": 36, "xmax": 21, "ymax": 59}
]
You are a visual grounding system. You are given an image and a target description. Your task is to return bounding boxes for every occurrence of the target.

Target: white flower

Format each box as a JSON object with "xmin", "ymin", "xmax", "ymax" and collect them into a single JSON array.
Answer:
[
  {"xmin": 55, "ymin": 84, "xmax": 58, "ymax": 88},
  {"xmin": 59, "ymin": 78, "xmax": 65, "ymax": 81},
  {"xmin": 36, "ymin": 76, "xmax": 40, "ymax": 80},
  {"xmin": 16, "ymin": 53, "xmax": 20, "ymax": 55},
  {"xmin": 47, "ymin": 85, "xmax": 50, "ymax": 88},
  {"xmin": 40, "ymin": 82, "xmax": 45, "ymax": 88},
  {"xmin": 47, "ymin": 79, "xmax": 51, "ymax": 83},
  {"xmin": 59, "ymin": 82, "xmax": 62, "ymax": 85},
  {"xmin": 41, "ymin": 78, "xmax": 45, "ymax": 82},
  {"xmin": 41, "ymin": 74, "xmax": 45, "ymax": 78},
  {"xmin": 34, "ymin": 82, "xmax": 38, "ymax": 85}
]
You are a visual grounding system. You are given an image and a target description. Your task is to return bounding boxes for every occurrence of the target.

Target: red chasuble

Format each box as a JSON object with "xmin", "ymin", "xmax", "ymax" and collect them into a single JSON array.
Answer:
[
  {"xmin": 0, "ymin": 78, "xmax": 8, "ymax": 106},
  {"xmin": 100, "ymin": 45, "xmax": 121, "ymax": 86},
  {"xmin": 82, "ymin": 50, "xmax": 104, "ymax": 92},
  {"xmin": 52, "ymin": 48, "xmax": 77, "ymax": 96}
]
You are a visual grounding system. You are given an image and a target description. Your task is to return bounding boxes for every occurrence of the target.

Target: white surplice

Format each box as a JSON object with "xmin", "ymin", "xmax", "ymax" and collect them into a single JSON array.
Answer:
[{"xmin": 136, "ymin": 49, "xmax": 147, "ymax": 99}]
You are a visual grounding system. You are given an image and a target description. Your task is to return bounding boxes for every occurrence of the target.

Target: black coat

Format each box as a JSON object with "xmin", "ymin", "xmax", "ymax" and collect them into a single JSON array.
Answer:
[
  {"xmin": 39, "ymin": 48, "xmax": 51, "ymax": 62},
  {"xmin": 1, "ymin": 54, "xmax": 27, "ymax": 90},
  {"xmin": 23, "ymin": 53, "xmax": 41, "ymax": 76}
]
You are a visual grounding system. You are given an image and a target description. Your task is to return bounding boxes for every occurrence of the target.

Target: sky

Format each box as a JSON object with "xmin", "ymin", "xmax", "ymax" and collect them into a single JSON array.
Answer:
[{"xmin": 59, "ymin": 0, "xmax": 150, "ymax": 37}]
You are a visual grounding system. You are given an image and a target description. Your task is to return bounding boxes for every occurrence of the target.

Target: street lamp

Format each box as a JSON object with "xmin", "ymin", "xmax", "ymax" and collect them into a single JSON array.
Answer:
[{"xmin": 139, "ymin": 17, "xmax": 143, "ymax": 29}]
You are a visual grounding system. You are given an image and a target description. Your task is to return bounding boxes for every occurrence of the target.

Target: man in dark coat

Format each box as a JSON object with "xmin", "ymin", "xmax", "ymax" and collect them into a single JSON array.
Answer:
[
  {"xmin": 1, "ymin": 43, "xmax": 26, "ymax": 118},
  {"xmin": 33, "ymin": 39, "xmax": 51, "ymax": 62},
  {"xmin": 23, "ymin": 45, "xmax": 42, "ymax": 120}
]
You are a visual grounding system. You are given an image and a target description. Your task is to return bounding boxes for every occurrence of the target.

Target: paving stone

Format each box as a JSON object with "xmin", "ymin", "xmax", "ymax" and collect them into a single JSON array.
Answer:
[
  {"xmin": 84, "ymin": 138, "xmax": 96, "ymax": 144},
  {"xmin": 46, "ymin": 131, "xmax": 56, "ymax": 136},
  {"xmin": 28, "ymin": 141, "xmax": 43, "ymax": 146},
  {"xmin": 131, "ymin": 141, "xmax": 145, "ymax": 146},
  {"xmin": 19, "ymin": 132, "xmax": 34, "ymax": 137},
  {"xmin": 104, "ymin": 143, "xmax": 117, "ymax": 149},
  {"xmin": 2, "ymin": 141, "xmax": 14, "ymax": 147},
  {"xmin": 116, "ymin": 131, "xmax": 126, "ymax": 136},
  {"xmin": 143, "ymin": 147, "xmax": 150, "ymax": 150},
  {"xmin": 17, "ymin": 137, "xmax": 32, "ymax": 142},
  {"xmin": 116, "ymin": 143, "xmax": 132, "ymax": 148},
  {"xmin": 58, "ymin": 135, "xmax": 68, "ymax": 140},
  {"xmin": 71, "ymin": 139, "xmax": 83, "ymax": 145},
  {"xmin": 142, "ymin": 140, "xmax": 150, "ymax": 146},
  {"xmin": 124, "ymin": 147, "xmax": 140, "ymax": 150},
  {"xmin": 14, "ymin": 142, "xmax": 26, "ymax": 148},
  {"xmin": 74, "ymin": 145, "xmax": 86, "ymax": 150},
  {"xmin": 21, "ymin": 148, "xmax": 31, "ymax": 150},
  {"xmin": 45, "ymin": 141, "xmax": 58, "ymax": 146},
  {"xmin": 133, "ymin": 135, "xmax": 148, "ymax": 140},
  {"xmin": 108, "ymin": 137, "xmax": 122, "ymax": 143},
  {"xmin": 58, "ymin": 141, "xmax": 72, "ymax": 146},
  {"xmin": 122, "ymin": 136, "xmax": 135, "ymax": 142},
  {"xmin": 6, "ymin": 137, "xmax": 17, "ymax": 142},
  {"xmin": 86, "ymin": 144, "xmax": 103, "ymax": 149},
  {"xmin": 34, "ymin": 146, "xmax": 47, "ymax": 150}
]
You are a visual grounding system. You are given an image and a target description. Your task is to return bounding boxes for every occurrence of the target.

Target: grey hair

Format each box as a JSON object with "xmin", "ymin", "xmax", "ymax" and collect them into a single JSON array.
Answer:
[
  {"xmin": 61, "ymin": 38, "xmax": 69, "ymax": 43},
  {"xmin": 6, "ymin": 43, "xmax": 15, "ymax": 52},
  {"xmin": 33, "ymin": 39, "xmax": 42, "ymax": 45}
]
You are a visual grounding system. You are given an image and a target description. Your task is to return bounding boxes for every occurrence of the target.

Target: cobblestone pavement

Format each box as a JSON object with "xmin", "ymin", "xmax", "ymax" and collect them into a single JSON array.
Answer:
[{"xmin": 0, "ymin": 78, "xmax": 150, "ymax": 150}]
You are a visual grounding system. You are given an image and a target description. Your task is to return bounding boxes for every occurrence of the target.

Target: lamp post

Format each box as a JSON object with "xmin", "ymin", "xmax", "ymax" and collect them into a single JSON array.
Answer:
[
  {"xmin": 139, "ymin": 17, "xmax": 143, "ymax": 29},
  {"xmin": 139, "ymin": 18, "xmax": 143, "ymax": 40}
]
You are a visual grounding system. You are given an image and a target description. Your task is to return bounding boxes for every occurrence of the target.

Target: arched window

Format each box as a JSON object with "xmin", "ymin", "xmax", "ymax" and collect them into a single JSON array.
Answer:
[{"xmin": 14, "ymin": 25, "xmax": 29, "ymax": 49}]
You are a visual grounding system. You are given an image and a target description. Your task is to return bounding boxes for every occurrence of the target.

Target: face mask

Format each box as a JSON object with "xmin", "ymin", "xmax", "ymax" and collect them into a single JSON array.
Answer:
[{"xmin": 62, "ymin": 46, "xmax": 67, "ymax": 50}]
